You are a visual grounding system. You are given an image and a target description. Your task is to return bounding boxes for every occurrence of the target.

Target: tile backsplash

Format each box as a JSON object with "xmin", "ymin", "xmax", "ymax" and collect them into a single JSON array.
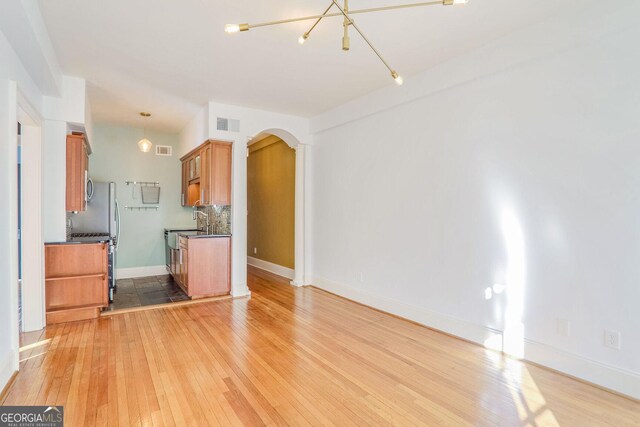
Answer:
[{"xmin": 196, "ymin": 205, "xmax": 232, "ymax": 235}]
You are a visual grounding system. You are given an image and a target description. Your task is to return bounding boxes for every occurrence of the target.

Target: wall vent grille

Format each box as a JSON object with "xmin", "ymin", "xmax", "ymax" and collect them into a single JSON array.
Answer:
[
  {"xmin": 217, "ymin": 117, "xmax": 228, "ymax": 131},
  {"xmin": 217, "ymin": 117, "xmax": 240, "ymax": 132},
  {"xmin": 155, "ymin": 145, "xmax": 172, "ymax": 156}
]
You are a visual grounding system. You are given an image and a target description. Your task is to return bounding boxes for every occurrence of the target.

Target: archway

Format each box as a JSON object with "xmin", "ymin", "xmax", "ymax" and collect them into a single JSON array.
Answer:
[{"xmin": 246, "ymin": 129, "xmax": 306, "ymax": 286}]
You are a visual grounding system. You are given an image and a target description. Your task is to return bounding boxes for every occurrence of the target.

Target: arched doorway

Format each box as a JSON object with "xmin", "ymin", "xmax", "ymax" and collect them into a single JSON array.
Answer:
[{"xmin": 247, "ymin": 129, "xmax": 306, "ymax": 286}]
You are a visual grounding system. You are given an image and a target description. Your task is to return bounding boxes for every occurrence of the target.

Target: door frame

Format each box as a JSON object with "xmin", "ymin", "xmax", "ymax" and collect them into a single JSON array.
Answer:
[
  {"xmin": 17, "ymin": 90, "xmax": 45, "ymax": 332},
  {"xmin": 246, "ymin": 129, "xmax": 307, "ymax": 286}
]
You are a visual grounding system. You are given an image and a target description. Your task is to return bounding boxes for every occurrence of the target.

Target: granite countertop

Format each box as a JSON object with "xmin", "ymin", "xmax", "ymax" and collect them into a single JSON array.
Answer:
[
  {"xmin": 46, "ymin": 240, "xmax": 110, "ymax": 245},
  {"xmin": 177, "ymin": 231, "xmax": 232, "ymax": 239}
]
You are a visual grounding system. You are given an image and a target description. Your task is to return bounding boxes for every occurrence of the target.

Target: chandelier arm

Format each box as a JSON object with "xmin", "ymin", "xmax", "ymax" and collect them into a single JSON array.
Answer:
[
  {"xmin": 329, "ymin": 0, "xmax": 395, "ymax": 74},
  {"xmin": 247, "ymin": 0, "xmax": 442, "ymax": 29},
  {"xmin": 350, "ymin": 0, "xmax": 442, "ymax": 16},
  {"xmin": 303, "ymin": 3, "xmax": 335, "ymax": 38},
  {"xmin": 249, "ymin": 13, "xmax": 340, "ymax": 29}
]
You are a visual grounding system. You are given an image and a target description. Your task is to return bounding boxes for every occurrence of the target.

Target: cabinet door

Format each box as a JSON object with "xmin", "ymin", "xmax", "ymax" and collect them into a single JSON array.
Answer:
[
  {"xmin": 201, "ymin": 144, "xmax": 211, "ymax": 205},
  {"xmin": 186, "ymin": 237, "xmax": 230, "ymax": 297},
  {"xmin": 45, "ymin": 242, "xmax": 108, "ymax": 310},
  {"xmin": 66, "ymin": 134, "xmax": 88, "ymax": 212},
  {"xmin": 81, "ymin": 141, "xmax": 88, "ymax": 211},
  {"xmin": 188, "ymin": 156, "xmax": 196, "ymax": 180},
  {"xmin": 181, "ymin": 247, "xmax": 189, "ymax": 290},
  {"xmin": 194, "ymin": 154, "xmax": 201, "ymax": 179},
  {"xmin": 170, "ymin": 249, "xmax": 176, "ymax": 276},
  {"xmin": 211, "ymin": 143, "xmax": 232, "ymax": 205},
  {"xmin": 181, "ymin": 160, "xmax": 188, "ymax": 206},
  {"xmin": 174, "ymin": 248, "xmax": 183, "ymax": 286}
]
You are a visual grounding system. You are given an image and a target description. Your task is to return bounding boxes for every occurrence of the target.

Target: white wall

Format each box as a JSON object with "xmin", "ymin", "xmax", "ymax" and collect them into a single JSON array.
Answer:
[
  {"xmin": 0, "ymin": 24, "xmax": 42, "ymax": 114},
  {"xmin": 43, "ymin": 76, "xmax": 88, "ymax": 128},
  {"xmin": 42, "ymin": 120, "xmax": 67, "ymax": 243},
  {"xmin": 1, "ymin": 5, "xmax": 93, "ymax": 391},
  {"xmin": 310, "ymin": 1, "xmax": 640, "ymax": 399},
  {"xmin": 0, "ymin": 21, "xmax": 42, "ymax": 394},
  {"xmin": 20, "ymin": 124, "xmax": 45, "ymax": 331},
  {"xmin": 178, "ymin": 104, "xmax": 209, "ymax": 156},
  {"xmin": 0, "ymin": 80, "xmax": 20, "ymax": 394},
  {"xmin": 179, "ymin": 102, "xmax": 313, "ymax": 297}
]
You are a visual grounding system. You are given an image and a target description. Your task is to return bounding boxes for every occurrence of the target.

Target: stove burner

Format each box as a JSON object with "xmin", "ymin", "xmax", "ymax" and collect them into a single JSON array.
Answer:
[{"xmin": 70, "ymin": 232, "xmax": 110, "ymax": 238}]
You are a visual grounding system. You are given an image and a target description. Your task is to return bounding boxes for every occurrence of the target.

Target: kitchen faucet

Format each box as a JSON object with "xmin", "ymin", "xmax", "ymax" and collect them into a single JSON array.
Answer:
[{"xmin": 192, "ymin": 200, "xmax": 209, "ymax": 231}]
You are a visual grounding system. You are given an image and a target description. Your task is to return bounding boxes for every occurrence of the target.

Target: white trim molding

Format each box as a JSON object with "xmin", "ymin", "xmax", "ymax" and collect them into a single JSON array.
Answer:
[
  {"xmin": 20, "ymin": 123, "xmax": 45, "ymax": 332},
  {"xmin": 311, "ymin": 275, "xmax": 640, "ymax": 400},
  {"xmin": 247, "ymin": 256, "xmax": 295, "ymax": 280},
  {"xmin": 246, "ymin": 130, "xmax": 307, "ymax": 289},
  {"xmin": 116, "ymin": 265, "xmax": 169, "ymax": 279},
  {"xmin": 0, "ymin": 348, "xmax": 17, "ymax": 395},
  {"xmin": 231, "ymin": 287, "xmax": 252, "ymax": 298},
  {"xmin": 292, "ymin": 143, "xmax": 306, "ymax": 286}
]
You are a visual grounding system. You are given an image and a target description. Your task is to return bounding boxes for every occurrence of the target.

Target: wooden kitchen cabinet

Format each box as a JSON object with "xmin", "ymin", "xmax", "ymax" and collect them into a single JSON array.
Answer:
[
  {"xmin": 172, "ymin": 236, "xmax": 231, "ymax": 298},
  {"xmin": 66, "ymin": 134, "xmax": 89, "ymax": 212},
  {"xmin": 45, "ymin": 242, "xmax": 109, "ymax": 324},
  {"xmin": 181, "ymin": 160, "xmax": 188, "ymax": 206},
  {"xmin": 178, "ymin": 236, "xmax": 189, "ymax": 288},
  {"xmin": 210, "ymin": 142, "xmax": 231, "ymax": 205},
  {"xmin": 180, "ymin": 140, "xmax": 231, "ymax": 207},
  {"xmin": 200, "ymin": 143, "xmax": 211, "ymax": 205}
]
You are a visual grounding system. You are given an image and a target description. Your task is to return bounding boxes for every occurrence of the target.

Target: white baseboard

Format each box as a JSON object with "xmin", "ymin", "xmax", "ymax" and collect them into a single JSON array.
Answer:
[
  {"xmin": 0, "ymin": 350, "xmax": 17, "ymax": 395},
  {"xmin": 247, "ymin": 256, "xmax": 295, "ymax": 280},
  {"xmin": 231, "ymin": 283, "xmax": 251, "ymax": 298},
  {"xmin": 523, "ymin": 339, "xmax": 640, "ymax": 400},
  {"xmin": 116, "ymin": 265, "xmax": 168, "ymax": 279},
  {"xmin": 311, "ymin": 275, "xmax": 640, "ymax": 400}
]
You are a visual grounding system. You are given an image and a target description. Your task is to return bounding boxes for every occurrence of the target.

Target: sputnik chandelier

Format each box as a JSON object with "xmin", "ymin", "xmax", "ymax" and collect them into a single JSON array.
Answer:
[{"xmin": 224, "ymin": 0, "xmax": 468, "ymax": 85}]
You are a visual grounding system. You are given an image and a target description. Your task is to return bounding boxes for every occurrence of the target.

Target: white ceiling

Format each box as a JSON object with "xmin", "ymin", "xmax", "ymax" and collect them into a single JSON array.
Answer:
[{"xmin": 37, "ymin": 0, "xmax": 590, "ymax": 133}]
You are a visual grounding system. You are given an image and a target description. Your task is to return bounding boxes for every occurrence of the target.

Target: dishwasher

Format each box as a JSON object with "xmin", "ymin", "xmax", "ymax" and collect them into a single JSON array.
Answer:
[{"xmin": 164, "ymin": 228, "xmax": 198, "ymax": 271}]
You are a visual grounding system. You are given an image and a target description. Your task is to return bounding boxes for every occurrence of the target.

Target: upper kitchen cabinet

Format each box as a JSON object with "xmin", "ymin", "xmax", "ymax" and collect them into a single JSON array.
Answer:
[
  {"xmin": 181, "ymin": 140, "xmax": 231, "ymax": 207},
  {"xmin": 210, "ymin": 142, "xmax": 231, "ymax": 205},
  {"xmin": 200, "ymin": 143, "xmax": 211, "ymax": 205},
  {"xmin": 66, "ymin": 133, "xmax": 90, "ymax": 212}
]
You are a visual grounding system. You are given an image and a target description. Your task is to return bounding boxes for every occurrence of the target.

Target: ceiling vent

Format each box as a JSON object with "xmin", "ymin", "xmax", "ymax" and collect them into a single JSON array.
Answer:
[
  {"xmin": 155, "ymin": 145, "xmax": 172, "ymax": 156},
  {"xmin": 217, "ymin": 117, "xmax": 240, "ymax": 132}
]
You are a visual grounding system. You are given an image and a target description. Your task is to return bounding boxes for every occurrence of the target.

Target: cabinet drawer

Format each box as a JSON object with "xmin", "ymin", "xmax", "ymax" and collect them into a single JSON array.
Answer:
[
  {"xmin": 179, "ymin": 236, "xmax": 188, "ymax": 249},
  {"xmin": 45, "ymin": 243, "xmax": 107, "ymax": 277},
  {"xmin": 45, "ymin": 275, "xmax": 108, "ymax": 310}
]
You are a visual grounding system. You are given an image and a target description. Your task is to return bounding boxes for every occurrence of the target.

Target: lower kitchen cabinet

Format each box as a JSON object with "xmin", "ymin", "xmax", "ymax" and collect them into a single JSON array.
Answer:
[
  {"xmin": 172, "ymin": 236, "xmax": 231, "ymax": 298},
  {"xmin": 45, "ymin": 242, "xmax": 109, "ymax": 324}
]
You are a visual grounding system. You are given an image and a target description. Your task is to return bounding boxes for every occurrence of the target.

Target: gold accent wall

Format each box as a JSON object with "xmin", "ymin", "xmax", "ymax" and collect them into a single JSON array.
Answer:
[{"xmin": 247, "ymin": 135, "xmax": 295, "ymax": 269}]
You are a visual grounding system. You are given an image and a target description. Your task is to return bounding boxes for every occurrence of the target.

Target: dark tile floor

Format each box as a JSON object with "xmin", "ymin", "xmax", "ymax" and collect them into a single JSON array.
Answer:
[{"xmin": 105, "ymin": 274, "xmax": 189, "ymax": 311}]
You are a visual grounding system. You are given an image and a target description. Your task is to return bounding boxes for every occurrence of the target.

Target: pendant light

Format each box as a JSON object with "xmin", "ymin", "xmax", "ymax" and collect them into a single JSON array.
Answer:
[{"xmin": 138, "ymin": 112, "xmax": 153, "ymax": 153}]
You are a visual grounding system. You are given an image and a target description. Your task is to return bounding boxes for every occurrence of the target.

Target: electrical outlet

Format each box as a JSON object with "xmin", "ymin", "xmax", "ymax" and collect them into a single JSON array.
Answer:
[
  {"xmin": 557, "ymin": 318, "xmax": 570, "ymax": 337},
  {"xmin": 253, "ymin": 247, "xmax": 257, "ymax": 254},
  {"xmin": 604, "ymin": 330, "xmax": 621, "ymax": 350}
]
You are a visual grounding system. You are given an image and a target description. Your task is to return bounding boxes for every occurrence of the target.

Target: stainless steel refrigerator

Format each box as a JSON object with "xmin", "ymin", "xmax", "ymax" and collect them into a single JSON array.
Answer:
[{"xmin": 69, "ymin": 181, "xmax": 120, "ymax": 301}]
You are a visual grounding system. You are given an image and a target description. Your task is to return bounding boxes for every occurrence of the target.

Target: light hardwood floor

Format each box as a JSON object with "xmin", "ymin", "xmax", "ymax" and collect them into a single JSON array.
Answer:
[{"xmin": 3, "ymin": 266, "xmax": 639, "ymax": 426}]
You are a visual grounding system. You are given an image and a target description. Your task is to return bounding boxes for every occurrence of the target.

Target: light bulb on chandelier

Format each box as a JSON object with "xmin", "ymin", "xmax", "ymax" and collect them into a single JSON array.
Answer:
[{"xmin": 391, "ymin": 71, "xmax": 403, "ymax": 86}]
